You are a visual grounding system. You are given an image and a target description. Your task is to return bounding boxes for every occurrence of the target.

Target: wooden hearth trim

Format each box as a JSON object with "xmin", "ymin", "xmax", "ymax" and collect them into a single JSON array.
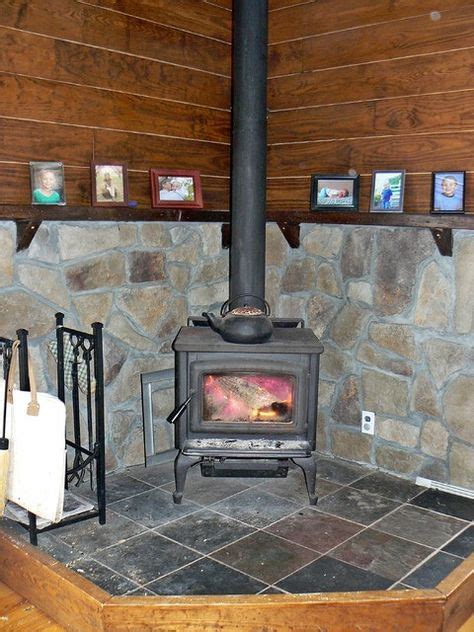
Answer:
[{"xmin": 0, "ymin": 529, "xmax": 472, "ymax": 631}]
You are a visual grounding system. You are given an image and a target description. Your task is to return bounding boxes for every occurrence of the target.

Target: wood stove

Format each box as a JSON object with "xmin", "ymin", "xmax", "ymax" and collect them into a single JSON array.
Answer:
[
  {"xmin": 170, "ymin": 318, "xmax": 323, "ymax": 504},
  {"xmin": 168, "ymin": 0, "xmax": 323, "ymax": 505}
]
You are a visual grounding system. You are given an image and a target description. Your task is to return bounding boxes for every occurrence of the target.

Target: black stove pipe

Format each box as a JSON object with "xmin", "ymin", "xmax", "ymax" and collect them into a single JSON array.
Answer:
[{"xmin": 229, "ymin": 0, "xmax": 268, "ymax": 309}]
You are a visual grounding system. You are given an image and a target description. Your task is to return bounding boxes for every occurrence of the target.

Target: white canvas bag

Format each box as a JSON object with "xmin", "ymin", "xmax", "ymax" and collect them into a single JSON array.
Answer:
[{"xmin": 3, "ymin": 342, "xmax": 66, "ymax": 523}]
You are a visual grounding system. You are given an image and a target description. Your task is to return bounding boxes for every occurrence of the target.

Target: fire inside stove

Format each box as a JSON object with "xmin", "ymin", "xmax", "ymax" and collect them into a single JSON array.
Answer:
[{"xmin": 203, "ymin": 373, "xmax": 295, "ymax": 423}]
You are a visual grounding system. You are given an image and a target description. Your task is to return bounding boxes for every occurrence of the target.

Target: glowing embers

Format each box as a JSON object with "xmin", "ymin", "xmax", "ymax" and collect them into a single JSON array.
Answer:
[{"xmin": 203, "ymin": 373, "xmax": 294, "ymax": 423}]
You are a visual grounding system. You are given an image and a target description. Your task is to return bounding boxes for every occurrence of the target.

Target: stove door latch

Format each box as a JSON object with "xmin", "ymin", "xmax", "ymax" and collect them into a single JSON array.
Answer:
[{"xmin": 166, "ymin": 392, "xmax": 194, "ymax": 424}]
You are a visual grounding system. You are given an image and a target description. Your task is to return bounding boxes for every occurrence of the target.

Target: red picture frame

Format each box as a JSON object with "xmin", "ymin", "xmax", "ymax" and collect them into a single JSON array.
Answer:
[{"xmin": 150, "ymin": 169, "xmax": 203, "ymax": 208}]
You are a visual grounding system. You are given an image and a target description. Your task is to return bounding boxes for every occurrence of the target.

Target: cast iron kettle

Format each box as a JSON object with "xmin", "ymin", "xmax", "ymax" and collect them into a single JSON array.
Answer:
[{"xmin": 203, "ymin": 295, "xmax": 273, "ymax": 344}]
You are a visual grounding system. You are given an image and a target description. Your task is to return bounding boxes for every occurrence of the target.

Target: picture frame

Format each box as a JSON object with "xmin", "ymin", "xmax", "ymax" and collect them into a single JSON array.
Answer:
[
  {"xmin": 91, "ymin": 163, "xmax": 129, "ymax": 207},
  {"xmin": 431, "ymin": 171, "xmax": 465, "ymax": 214},
  {"xmin": 30, "ymin": 161, "xmax": 66, "ymax": 205},
  {"xmin": 150, "ymin": 169, "xmax": 203, "ymax": 208},
  {"xmin": 310, "ymin": 174, "xmax": 359, "ymax": 211},
  {"xmin": 369, "ymin": 170, "xmax": 405, "ymax": 213}
]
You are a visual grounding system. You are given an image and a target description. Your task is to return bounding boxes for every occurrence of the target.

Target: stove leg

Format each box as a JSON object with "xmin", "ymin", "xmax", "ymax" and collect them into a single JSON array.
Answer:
[
  {"xmin": 173, "ymin": 452, "xmax": 201, "ymax": 504},
  {"xmin": 291, "ymin": 455, "xmax": 318, "ymax": 505}
]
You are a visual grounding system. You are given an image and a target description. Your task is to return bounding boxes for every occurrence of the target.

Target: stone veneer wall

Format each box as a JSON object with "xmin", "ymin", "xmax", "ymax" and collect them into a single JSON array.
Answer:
[{"xmin": 0, "ymin": 220, "xmax": 472, "ymax": 490}]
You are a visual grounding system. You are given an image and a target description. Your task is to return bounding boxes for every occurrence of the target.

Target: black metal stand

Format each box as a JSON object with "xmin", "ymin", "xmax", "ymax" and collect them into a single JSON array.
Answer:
[
  {"xmin": 291, "ymin": 455, "xmax": 318, "ymax": 505},
  {"xmin": 4, "ymin": 314, "xmax": 106, "ymax": 545},
  {"xmin": 173, "ymin": 452, "xmax": 201, "ymax": 504}
]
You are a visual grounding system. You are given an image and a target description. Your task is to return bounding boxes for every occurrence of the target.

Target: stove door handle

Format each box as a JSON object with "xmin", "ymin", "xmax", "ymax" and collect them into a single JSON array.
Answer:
[{"xmin": 166, "ymin": 392, "xmax": 194, "ymax": 424}]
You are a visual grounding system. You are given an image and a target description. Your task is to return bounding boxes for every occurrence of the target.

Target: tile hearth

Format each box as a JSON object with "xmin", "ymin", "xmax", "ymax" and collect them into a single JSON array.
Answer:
[{"xmin": 1, "ymin": 456, "xmax": 472, "ymax": 597}]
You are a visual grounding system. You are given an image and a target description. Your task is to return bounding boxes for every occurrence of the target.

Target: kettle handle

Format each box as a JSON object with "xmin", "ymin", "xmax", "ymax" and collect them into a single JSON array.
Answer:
[{"xmin": 220, "ymin": 295, "xmax": 271, "ymax": 317}]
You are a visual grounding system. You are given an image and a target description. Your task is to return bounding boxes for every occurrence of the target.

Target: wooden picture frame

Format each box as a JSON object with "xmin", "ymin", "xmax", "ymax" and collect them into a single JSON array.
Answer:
[
  {"xmin": 431, "ymin": 171, "xmax": 466, "ymax": 214},
  {"xmin": 310, "ymin": 174, "xmax": 359, "ymax": 211},
  {"xmin": 30, "ymin": 161, "xmax": 66, "ymax": 206},
  {"xmin": 150, "ymin": 169, "xmax": 203, "ymax": 208},
  {"xmin": 91, "ymin": 163, "xmax": 129, "ymax": 207},
  {"xmin": 369, "ymin": 170, "xmax": 406, "ymax": 213}
]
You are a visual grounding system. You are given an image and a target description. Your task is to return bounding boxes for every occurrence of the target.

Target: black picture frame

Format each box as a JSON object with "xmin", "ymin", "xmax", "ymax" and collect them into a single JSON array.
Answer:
[
  {"xmin": 310, "ymin": 174, "xmax": 359, "ymax": 211},
  {"xmin": 369, "ymin": 170, "xmax": 405, "ymax": 213},
  {"xmin": 431, "ymin": 171, "xmax": 466, "ymax": 214}
]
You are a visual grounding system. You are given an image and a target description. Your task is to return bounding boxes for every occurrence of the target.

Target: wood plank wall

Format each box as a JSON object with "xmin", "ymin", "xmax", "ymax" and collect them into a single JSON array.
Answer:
[
  {"xmin": 0, "ymin": 0, "xmax": 232, "ymax": 209},
  {"xmin": 267, "ymin": 0, "xmax": 474, "ymax": 214}
]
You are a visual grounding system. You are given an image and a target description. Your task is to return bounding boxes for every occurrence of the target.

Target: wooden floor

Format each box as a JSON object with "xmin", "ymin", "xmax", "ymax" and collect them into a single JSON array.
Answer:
[{"xmin": 0, "ymin": 581, "xmax": 65, "ymax": 631}]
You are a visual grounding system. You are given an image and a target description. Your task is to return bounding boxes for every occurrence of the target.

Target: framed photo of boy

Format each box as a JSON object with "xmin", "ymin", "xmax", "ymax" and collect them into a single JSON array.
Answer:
[
  {"xmin": 431, "ymin": 171, "xmax": 465, "ymax": 214},
  {"xmin": 91, "ymin": 163, "xmax": 129, "ymax": 207},
  {"xmin": 370, "ymin": 170, "xmax": 405, "ymax": 213},
  {"xmin": 310, "ymin": 174, "xmax": 359, "ymax": 211},
  {"xmin": 30, "ymin": 161, "xmax": 66, "ymax": 205},
  {"xmin": 150, "ymin": 169, "xmax": 203, "ymax": 209}
]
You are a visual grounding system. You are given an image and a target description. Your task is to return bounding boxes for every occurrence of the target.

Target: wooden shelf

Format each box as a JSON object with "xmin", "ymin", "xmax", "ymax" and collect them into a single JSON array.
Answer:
[{"xmin": 1, "ymin": 206, "xmax": 473, "ymax": 255}]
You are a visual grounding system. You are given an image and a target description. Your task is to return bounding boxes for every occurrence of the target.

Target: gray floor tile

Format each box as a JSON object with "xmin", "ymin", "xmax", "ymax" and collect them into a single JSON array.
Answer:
[
  {"xmin": 373, "ymin": 504, "xmax": 467, "ymax": 548},
  {"xmin": 125, "ymin": 461, "xmax": 176, "ymax": 487},
  {"xmin": 403, "ymin": 552, "xmax": 464, "ymax": 589},
  {"xmin": 330, "ymin": 528, "xmax": 433, "ymax": 581},
  {"xmin": 211, "ymin": 530, "xmax": 319, "ymax": 584},
  {"xmin": 93, "ymin": 531, "xmax": 201, "ymax": 585},
  {"xmin": 161, "ymin": 473, "xmax": 252, "ymax": 505},
  {"xmin": 155, "ymin": 508, "xmax": 254, "ymax": 554},
  {"xmin": 146, "ymin": 557, "xmax": 267, "ymax": 595},
  {"xmin": 442, "ymin": 525, "xmax": 474, "ymax": 558},
  {"xmin": 316, "ymin": 457, "xmax": 369, "ymax": 485},
  {"xmin": 111, "ymin": 487, "xmax": 200, "ymax": 528},
  {"xmin": 70, "ymin": 558, "xmax": 140, "ymax": 595},
  {"xmin": 265, "ymin": 508, "xmax": 363, "ymax": 553},
  {"xmin": 350, "ymin": 471, "xmax": 423, "ymax": 503},
  {"xmin": 316, "ymin": 487, "xmax": 400, "ymax": 525},
  {"xmin": 258, "ymin": 467, "xmax": 341, "ymax": 504},
  {"xmin": 277, "ymin": 556, "xmax": 392, "ymax": 594},
  {"xmin": 210, "ymin": 488, "xmax": 301, "ymax": 528}
]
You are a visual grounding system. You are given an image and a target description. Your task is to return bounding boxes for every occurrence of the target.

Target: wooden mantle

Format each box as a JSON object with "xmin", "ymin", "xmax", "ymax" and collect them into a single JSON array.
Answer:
[
  {"xmin": 1, "ymin": 206, "xmax": 474, "ymax": 256},
  {"xmin": 0, "ymin": 529, "xmax": 472, "ymax": 632}
]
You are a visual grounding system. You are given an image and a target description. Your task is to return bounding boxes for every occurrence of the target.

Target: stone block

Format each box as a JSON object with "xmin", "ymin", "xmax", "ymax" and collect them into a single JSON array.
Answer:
[
  {"xmin": 357, "ymin": 342, "xmax": 412, "ymax": 377},
  {"xmin": 303, "ymin": 226, "xmax": 343, "ymax": 259},
  {"xmin": 116, "ymin": 286, "xmax": 172, "ymax": 336},
  {"xmin": 0, "ymin": 227, "xmax": 14, "ymax": 287},
  {"xmin": 374, "ymin": 228, "xmax": 434, "ymax": 316},
  {"xmin": 318, "ymin": 380, "xmax": 336, "ymax": 408},
  {"xmin": 377, "ymin": 418, "xmax": 419, "ymax": 449},
  {"xmin": 26, "ymin": 223, "xmax": 59, "ymax": 264},
  {"xmin": 414, "ymin": 261, "xmax": 450, "ymax": 329},
  {"xmin": 141, "ymin": 223, "xmax": 172, "ymax": 248},
  {"xmin": 332, "ymin": 375, "xmax": 360, "ymax": 426},
  {"xmin": 369, "ymin": 322, "xmax": 416, "ymax": 360},
  {"xmin": 65, "ymin": 252, "xmax": 126, "ymax": 292},
  {"xmin": 341, "ymin": 228, "xmax": 373, "ymax": 279},
  {"xmin": 347, "ymin": 281, "xmax": 372, "ymax": 305},
  {"xmin": 316, "ymin": 262, "xmax": 341, "ymax": 297},
  {"xmin": 265, "ymin": 268, "xmax": 281, "ymax": 314},
  {"xmin": 420, "ymin": 420, "xmax": 448, "ymax": 459},
  {"xmin": 157, "ymin": 296, "xmax": 188, "ymax": 339},
  {"xmin": 278, "ymin": 295, "xmax": 307, "ymax": 319},
  {"xmin": 443, "ymin": 375, "xmax": 474, "ymax": 444},
  {"xmin": 331, "ymin": 427, "xmax": 371, "ymax": 462},
  {"xmin": 108, "ymin": 312, "xmax": 158, "ymax": 352},
  {"xmin": 282, "ymin": 258, "xmax": 317, "ymax": 292},
  {"xmin": 449, "ymin": 441, "xmax": 474, "ymax": 490},
  {"xmin": 410, "ymin": 372, "xmax": 440, "ymax": 417},
  {"xmin": 201, "ymin": 224, "xmax": 223, "ymax": 256},
  {"xmin": 266, "ymin": 223, "xmax": 289, "ymax": 266},
  {"xmin": 58, "ymin": 224, "xmax": 135, "ymax": 260},
  {"xmin": 167, "ymin": 264, "xmax": 190, "ymax": 293},
  {"xmin": 73, "ymin": 292, "xmax": 113, "ymax": 328},
  {"xmin": 331, "ymin": 303, "xmax": 369, "ymax": 349},
  {"xmin": 193, "ymin": 254, "xmax": 229, "ymax": 284},
  {"xmin": 167, "ymin": 233, "xmax": 202, "ymax": 265},
  {"xmin": 455, "ymin": 236, "xmax": 474, "ymax": 333},
  {"xmin": 188, "ymin": 281, "xmax": 228, "ymax": 309},
  {"xmin": 362, "ymin": 368, "xmax": 409, "ymax": 417},
  {"xmin": 18, "ymin": 263, "xmax": 70, "ymax": 309},
  {"xmin": 320, "ymin": 343, "xmax": 353, "ymax": 379},
  {"xmin": 307, "ymin": 294, "xmax": 341, "ymax": 339},
  {"xmin": 375, "ymin": 445, "xmax": 424, "ymax": 476},
  {"xmin": 423, "ymin": 338, "xmax": 469, "ymax": 389},
  {"xmin": 0, "ymin": 290, "xmax": 55, "ymax": 338},
  {"xmin": 128, "ymin": 251, "xmax": 166, "ymax": 283}
]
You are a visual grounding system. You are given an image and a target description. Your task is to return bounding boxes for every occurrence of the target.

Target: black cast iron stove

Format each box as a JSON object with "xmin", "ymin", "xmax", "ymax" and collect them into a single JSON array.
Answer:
[{"xmin": 168, "ymin": 0, "xmax": 323, "ymax": 505}]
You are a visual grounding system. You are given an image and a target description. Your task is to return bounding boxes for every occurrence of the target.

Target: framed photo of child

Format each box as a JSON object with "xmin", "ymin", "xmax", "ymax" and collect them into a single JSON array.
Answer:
[
  {"xmin": 431, "ymin": 171, "xmax": 465, "ymax": 214},
  {"xmin": 91, "ymin": 163, "xmax": 129, "ymax": 207},
  {"xmin": 150, "ymin": 169, "xmax": 203, "ymax": 208},
  {"xmin": 30, "ymin": 161, "xmax": 66, "ymax": 205},
  {"xmin": 310, "ymin": 174, "xmax": 359, "ymax": 211},
  {"xmin": 369, "ymin": 170, "xmax": 405, "ymax": 213}
]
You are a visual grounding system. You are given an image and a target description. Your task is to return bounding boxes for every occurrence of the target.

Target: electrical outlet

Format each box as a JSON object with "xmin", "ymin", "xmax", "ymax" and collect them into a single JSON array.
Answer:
[{"xmin": 361, "ymin": 411, "xmax": 375, "ymax": 435}]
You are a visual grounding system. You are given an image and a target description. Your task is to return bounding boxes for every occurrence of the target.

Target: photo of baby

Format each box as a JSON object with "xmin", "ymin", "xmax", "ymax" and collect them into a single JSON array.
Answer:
[
  {"xmin": 432, "ymin": 172, "xmax": 465, "ymax": 214},
  {"xmin": 311, "ymin": 174, "xmax": 359, "ymax": 211},
  {"xmin": 30, "ymin": 161, "xmax": 66, "ymax": 205}
]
